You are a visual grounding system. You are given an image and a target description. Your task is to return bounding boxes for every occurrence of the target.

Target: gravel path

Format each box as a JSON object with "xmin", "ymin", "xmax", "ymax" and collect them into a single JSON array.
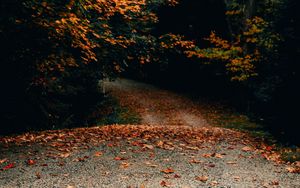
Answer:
[
  {"xmin": 104, "ymin": 79, "xmax": 209, "ymax": 127},
  {"xmin": 0, "ymin": 79, "xmax": 299, "ymax": 188}
]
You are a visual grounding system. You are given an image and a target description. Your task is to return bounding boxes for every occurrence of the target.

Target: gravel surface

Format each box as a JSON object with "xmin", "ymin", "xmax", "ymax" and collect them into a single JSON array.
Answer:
[{"xmin": 0, "ymin": 78, "xmax": 299, "ymax": 188}]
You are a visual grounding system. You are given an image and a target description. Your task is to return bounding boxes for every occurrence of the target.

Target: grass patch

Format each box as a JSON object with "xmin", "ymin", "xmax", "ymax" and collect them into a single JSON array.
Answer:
[
  {"xmin": 89, "ymin": 95, "xmax": 141, "ymax": 125},
  {"xmin": 203, "ymin": 105, "xmax": 299, "ymax": 163},
  {"xmin": 213, "ymin": 113, "xmax": 272, "ymax": 139}
]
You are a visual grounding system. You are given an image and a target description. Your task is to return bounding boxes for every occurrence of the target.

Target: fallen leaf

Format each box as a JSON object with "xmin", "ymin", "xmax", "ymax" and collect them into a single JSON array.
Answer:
[
  {"xmin": 286, "ymin": 167, "xmax": 300, "ymax": 174},
  {"xmin": 189, "ymin": 159, "xmax": 203, "ymax": 164},
  {"xmin": 59, "ymin": 153, "xmax": 71, "ymax": 158},
  {"xmin": 202, "ymin": 153, "xmax": 212, "ymax": 158},
  {"xmin": 160, "ymin": 180, "xmax": 171, "ymax": 187},
  {"xmin": 227, "ymin": 146, "xmax": 235, "ymax": 150},
  {"xmin": 161, "ymin": 168, "xmax": 175, "ymax": 174},
  {"xmin": 2, "ymin": 163, "xmax": 14, "ymax": 170},
  {"xmin": 74, "ymin": 157, "xmax": 86, "ymax": 162},
  {"xmin": 114, "ymin": 156, "xmax": 126, "ymax": 161},
  {"xmin": 270, "ymin": 180, "xmax": 279, "ymax": 186},
  {"xmin": 94, "ymin": 151, "xmax": 103, "ymax": 157},
  {"xmin": 149, "ymin": 152, "xmax": 155, "ymax": 158},
  {"xmin": 145, "ymin": 161, "xmax": 157, "ymax": 168},
  {"xmin": 174, "ymin": 174, "xmax": 181, "ymax": 178},
  {"xmin": 227, "ymin": 161, "xmax": 237, "ymax": 165},
  {"xmin": 27, "ymin": 159, "xmax": 36, "ymax": 165},
  {"xmin": 130, "ymin": 140, "xmax": 142, "ymax": 146},
  {"xmin": 214, "ymin": 153, "xmax": 223, "ymax": 158},
  {"xmin": 262, "ymin": 182, "xmax": 270, "ymax": 188},
  {"xmin": 156, "ymin": 140, "xmax": 164, "ymax": 147},
  {"xmin": 195, "ymin": 176, "xmax": 208, "ymax": 182},
  {"xmin": 107, "ymin": 143, "xmax": 114, "ymax": 147},
  {"xmin": 36, "ymin": 172, "xmax": 41, "ymax": 179},
  {"xmin": 143, "ymin": 144, "xmax": 154, "ymax": 150},
  {"xmin": 185, "ymin": 146, "xmax": 199, "ymax": 150},
  {"xmin": 265, "ymin": 146, "xmax": 273, "ymax": 151},
  {"xmin": 242, "ymin": 146, "xmax": 253, "ymax": 152},
  {"xmin": 210, "ymin": 181, "xmax": 218, "ymax": 186},
  {"xmin": 0, "ymin": 159, "xmax": 8, "ymax": 164},
  {"xmin": 120, "ymin": 162, "xmax": 130, "ymax": 168}
]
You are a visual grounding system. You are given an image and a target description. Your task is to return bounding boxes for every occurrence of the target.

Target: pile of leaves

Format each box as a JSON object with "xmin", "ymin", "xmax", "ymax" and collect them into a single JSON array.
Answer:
[
  {"xmin": 1, "ymin": 124, "xmax": 299, "ymax": 174},
  {"xmin": 0, "ymin": 125, "xmax": 243, "ymax": 150}
]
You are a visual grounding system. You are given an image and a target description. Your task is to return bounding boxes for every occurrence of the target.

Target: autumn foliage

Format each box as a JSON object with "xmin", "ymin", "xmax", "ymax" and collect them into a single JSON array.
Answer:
[{"xmin": 0, "ymin": 0, "xmax": 183, "ymax": 132}]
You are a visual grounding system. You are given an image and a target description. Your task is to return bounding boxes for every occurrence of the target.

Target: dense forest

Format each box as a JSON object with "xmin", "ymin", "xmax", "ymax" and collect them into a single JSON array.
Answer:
[{"xmin": 1, "ymin": 0, "xmax": 299, "ymax": 144}]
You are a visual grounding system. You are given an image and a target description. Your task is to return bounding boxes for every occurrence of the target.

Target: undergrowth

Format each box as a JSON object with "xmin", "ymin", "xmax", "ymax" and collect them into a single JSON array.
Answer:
[{"xmin": 89, "ymin": 95, "xmax": 141, "ymax": 125}]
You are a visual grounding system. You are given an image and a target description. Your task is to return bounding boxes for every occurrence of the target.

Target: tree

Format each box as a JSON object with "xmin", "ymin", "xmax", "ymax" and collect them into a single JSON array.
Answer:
[{"xmin": 0, "ymin": 0, "xmax": 183, "ymax": 133}]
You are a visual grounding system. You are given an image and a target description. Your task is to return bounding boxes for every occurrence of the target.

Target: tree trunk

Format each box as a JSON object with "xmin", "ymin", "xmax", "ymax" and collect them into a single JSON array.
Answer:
[{"xmin": 244, "ymin": 0, "xmax": 256, "ymax": 19}]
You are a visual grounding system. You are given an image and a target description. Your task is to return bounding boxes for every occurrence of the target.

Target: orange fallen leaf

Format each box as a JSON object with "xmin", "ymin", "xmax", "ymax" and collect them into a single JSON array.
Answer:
[
  {"xmin": 161, "ymin": 168, "xmax": 175, "ymax": 174},
  {"xmin": 107, "ymin": 143, "xmax": 114, "ymax": 147},
  {"xmin": 195, "ymin": 176, "xmax": 208, "ymax": 182},
  {"xmin": 94, "ymin": 151, "xmax": 103, "ymax": 157},
  {"xmin": 156, "ymin": 140, "xmax": 164, "ymax": 147},
  {"xmin": 202, "ymin": 153, "xmax": 212, "ymax": 158},
  {"xmin": 189, "ymin": 159, "xmax": 203, "ymax": 164},
  {"xmin": 120, "ymin": 162, "xmax": 130, "ymax": 169},
  {"xmin": 59, "ymin": 153, "xmax": 71, "ymax": 158},
  {"xmin": 27, "ymin": 159, "xmax": 36, "ymax": 165},
  {"xmin": 131, "ymin": 141, "xmax": 142, "ymax": 146},
  {"xmin": 114, "ymin": 156, "xmax": 126, "ymax": 161},
  {"xmin": 286, "ymin": 167, "xmax": 300, "ymax": 174},
  {"xmin": 214, "ymin": 153, "xmax": 223, "ymax": 158},
  {"xmin": 0, "ymin": 159, "xmax": 8, "ymax": 164}
]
